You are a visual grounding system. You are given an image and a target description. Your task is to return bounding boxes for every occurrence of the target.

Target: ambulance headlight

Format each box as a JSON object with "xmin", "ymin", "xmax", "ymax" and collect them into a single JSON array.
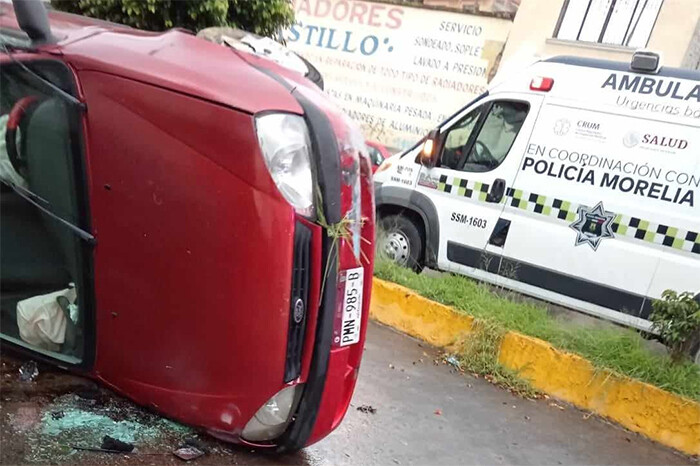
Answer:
[
  {"xmin": 256, "ymin": 114, "xmax": 314, "ymax": 217},
  {"xmin": 242, "ymin": 384, "xmax": 302, "ymax": 442}
]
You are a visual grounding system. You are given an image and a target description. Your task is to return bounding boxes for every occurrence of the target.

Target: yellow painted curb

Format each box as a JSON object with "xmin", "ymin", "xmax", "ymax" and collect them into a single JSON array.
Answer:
[
  {"xmin": 370, "ymin": 279, "xmax": 474, "ymax": 348},
  {"xmin": 371, "ymin": 278, "xmax": 700, "ymax": 456}
]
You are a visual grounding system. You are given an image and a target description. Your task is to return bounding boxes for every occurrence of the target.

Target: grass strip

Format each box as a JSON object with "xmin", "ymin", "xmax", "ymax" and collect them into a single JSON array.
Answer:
[
  {"xmin": 374, "ymin": 259, "xmax": 700, "ymax": 401},
  {"xmin": 452, "ymin": 319, "xmax": 540, "ymax": 398}
]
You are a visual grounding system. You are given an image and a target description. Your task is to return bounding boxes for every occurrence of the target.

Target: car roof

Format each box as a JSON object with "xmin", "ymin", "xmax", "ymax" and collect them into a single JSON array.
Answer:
[{"xmin": 0, "ymin": 2, "xmax": 302, "ymax": 115}]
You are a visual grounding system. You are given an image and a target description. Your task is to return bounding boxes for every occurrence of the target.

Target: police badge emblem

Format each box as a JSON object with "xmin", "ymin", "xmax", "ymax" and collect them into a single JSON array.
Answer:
[{"xmin": 569, "ymin": 201, "xmax": 615, "ymax": 251}]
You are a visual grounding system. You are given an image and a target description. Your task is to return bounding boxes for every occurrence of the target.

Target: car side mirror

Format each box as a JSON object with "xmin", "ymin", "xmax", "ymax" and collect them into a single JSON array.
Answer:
[{"xmin": 418, "ymin": 129, "xmax": 441, "ymax": 168}]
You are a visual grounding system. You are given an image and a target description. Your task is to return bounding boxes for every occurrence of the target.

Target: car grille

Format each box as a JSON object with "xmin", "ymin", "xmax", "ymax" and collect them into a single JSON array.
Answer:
[{"xmin": 284, "ymin": 221, "xmax": 312, "ymax": 383}]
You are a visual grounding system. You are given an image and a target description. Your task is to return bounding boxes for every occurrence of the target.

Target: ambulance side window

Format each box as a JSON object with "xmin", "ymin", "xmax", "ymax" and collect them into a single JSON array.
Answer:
[
  {"xmin": 441, "ymin": 105, "xmax": 484, "ymax": 170},
  {"xmin": 441, "ymin": 100, "xmax": 529, "ymax": 173}
]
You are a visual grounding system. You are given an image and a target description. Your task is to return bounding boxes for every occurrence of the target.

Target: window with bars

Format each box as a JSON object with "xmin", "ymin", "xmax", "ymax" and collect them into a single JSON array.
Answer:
[{"xmin": 554, "ymin": 0, "xmax": 664, "ymax": 47}]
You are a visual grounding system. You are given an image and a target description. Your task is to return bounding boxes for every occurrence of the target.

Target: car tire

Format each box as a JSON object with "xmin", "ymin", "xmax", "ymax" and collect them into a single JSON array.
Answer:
[
  {"xmin": 298, "ymin": 55, "xmax": 324, "ymax": 90},
  {"xmin": 378, "ymin": 214, "xmax": 424, "ymax": 273}
]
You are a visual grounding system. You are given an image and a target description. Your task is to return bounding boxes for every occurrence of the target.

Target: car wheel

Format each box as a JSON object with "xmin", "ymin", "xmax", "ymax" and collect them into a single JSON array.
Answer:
[
  {"xmin": 297, "ymin": 55, "xmax": 324, "ymax": 90},
  {"xmin": 378, "ymin": 214, "xmax": 424, "ymax": 273}
]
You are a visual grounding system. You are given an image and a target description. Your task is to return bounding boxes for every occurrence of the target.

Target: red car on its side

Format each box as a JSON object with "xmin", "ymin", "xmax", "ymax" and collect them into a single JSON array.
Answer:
[{"xmin": 0, "ymin": 0, "xmax": 374, "ymax": 451}]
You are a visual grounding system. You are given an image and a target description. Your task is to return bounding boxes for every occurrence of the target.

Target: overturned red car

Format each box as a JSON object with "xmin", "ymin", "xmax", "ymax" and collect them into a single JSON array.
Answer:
[{"xmin": 0, "ymin": 0, "xmax": 374, "ymax": 451}]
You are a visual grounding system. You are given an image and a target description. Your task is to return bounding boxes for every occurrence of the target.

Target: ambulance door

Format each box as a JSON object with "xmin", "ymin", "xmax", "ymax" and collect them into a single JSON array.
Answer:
[
  {"xmin": 415, "ymin": 93, "xmax": 543, "ymax": 278},
  {"xmin": 499, "ymin": 99, "xmax": 669, "ymax": 329}
]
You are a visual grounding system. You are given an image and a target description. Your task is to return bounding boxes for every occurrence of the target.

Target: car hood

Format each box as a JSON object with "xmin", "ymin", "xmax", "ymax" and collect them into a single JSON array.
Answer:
[
  {"xmin": 0, "ymin": 2, "xmax": 302, "ymax": 115},
  {"xmin": 61, "ymin": 28, "xmax": 303, "ymax": 115}
]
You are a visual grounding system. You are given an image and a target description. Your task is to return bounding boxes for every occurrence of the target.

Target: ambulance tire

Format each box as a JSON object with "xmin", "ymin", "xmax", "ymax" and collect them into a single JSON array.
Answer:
[{"xmin": 379, "ymin": 214, "xmax": 424, "ymax": 273}]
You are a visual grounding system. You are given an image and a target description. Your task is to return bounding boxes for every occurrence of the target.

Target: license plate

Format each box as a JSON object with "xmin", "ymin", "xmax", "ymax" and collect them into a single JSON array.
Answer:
[{"xmin": 334, "ymin": 267, "xmax": 364, "ymax": 347}]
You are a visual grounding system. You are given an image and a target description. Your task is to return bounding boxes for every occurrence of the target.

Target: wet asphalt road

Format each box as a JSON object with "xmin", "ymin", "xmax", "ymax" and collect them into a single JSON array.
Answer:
[
  {"xmin": 308, "ymin": 323, "xmax": 692, "ymax": 465},
  {"xmin": 1, "ymin": 322, "xmax": 695, "ymax": 465}
]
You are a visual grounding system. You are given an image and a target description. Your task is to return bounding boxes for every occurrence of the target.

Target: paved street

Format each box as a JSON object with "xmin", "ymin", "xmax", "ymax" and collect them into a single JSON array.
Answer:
[{"xmin": 1, "ymin": 322, "xmax": 694, "ymax": 465}]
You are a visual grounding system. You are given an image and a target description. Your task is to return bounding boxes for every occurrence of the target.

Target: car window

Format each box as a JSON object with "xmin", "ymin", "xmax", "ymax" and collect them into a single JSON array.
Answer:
[
  {"xmin": 0, "ymin": 60, "xmax": 88, "ymax": 363},
  {"xmin": 367, "ymin": 145, "xmax": 384, "ymax": 166},
  {"xmin": 440, "ymin": 105, "xmax": 484, "ymax": 170},
  {"xmin": 440, "ymin": 101, "xmax": 529, "ymax": 173},
  {"xmin": 0, "ymin": 62, "xmax": 84, "ymax": 226},
  {"xmin": 463, "ymin": 101, "xmax": 529, "ymax": 172}
]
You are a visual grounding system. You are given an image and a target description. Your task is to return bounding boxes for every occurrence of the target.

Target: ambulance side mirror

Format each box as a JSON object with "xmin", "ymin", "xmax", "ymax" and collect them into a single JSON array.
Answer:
[{"xmin": 418, "ymin": 129, "xmax": 441, "ymax": 168}]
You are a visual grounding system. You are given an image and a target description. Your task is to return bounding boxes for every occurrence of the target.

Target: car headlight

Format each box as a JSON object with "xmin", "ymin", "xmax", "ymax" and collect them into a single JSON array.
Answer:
[
  {"xmin": 256, "ymin": 114, "xmax": 315, "ymax": 217},
  {"xmin": 241, "ymin": 384, "xmax": 302, "ymax": 442}
]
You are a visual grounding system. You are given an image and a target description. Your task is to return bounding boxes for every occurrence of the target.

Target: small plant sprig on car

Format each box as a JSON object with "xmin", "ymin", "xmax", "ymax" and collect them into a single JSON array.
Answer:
[
  {"xmin": 650, "ymin": 290, "xmax": 700, "ymax": 364},
  {"xmin": 315, "ymin": 187, "xmax": 370, "ymax": 304}
]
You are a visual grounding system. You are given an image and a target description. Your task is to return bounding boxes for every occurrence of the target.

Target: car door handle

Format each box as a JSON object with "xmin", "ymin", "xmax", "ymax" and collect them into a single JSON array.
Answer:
[{"xmin": 486, "ymin": 178, "xmax": 506, "ymax": 203}]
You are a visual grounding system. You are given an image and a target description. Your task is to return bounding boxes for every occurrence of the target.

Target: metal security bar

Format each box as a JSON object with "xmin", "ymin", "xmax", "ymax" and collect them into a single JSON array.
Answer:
[{"xmin": 554, "ymin": 0, "xmax": 664, "ymax": 47}]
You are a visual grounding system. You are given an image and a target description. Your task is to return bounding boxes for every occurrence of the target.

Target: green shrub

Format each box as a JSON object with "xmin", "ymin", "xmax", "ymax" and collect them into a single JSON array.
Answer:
[
  {"xmin": 651, "ymin": 290, "xmax": 700, "ymax": 363},
  {"xmin": 227, "ymin": 0, "xmax": 295, "ymax": 36},
  {"xmin": 50, "ymin": 0, "xmax": 294, "ymax": 35}
]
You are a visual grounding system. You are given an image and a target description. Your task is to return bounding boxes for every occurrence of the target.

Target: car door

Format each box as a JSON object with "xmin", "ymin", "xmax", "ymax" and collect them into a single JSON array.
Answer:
[
  {"xmin": 0, "ymin": 56, "xmax": 94, "ymax": 367},
  {"xmin": 415, "ymin": 93, "xmax": 543, "ymax": 279}
]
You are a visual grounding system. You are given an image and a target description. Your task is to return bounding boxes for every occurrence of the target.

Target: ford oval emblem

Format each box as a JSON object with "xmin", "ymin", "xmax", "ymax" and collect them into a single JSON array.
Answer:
[{"xmin": 293, "ymin": 298, "xmax": 305, "ymax": 324}]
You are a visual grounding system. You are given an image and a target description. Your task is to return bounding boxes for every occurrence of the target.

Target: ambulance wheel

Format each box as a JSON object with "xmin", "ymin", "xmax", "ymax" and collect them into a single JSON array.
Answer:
[{"xmin": 379, "ymin": 214, "xmax": 424, "ymax": 273}]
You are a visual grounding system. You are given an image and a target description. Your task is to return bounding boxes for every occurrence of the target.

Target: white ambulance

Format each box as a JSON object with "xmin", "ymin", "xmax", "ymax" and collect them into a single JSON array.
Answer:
[{"xmin": 374, "ymin": 52, "xmax": 700, "ymax": 355}]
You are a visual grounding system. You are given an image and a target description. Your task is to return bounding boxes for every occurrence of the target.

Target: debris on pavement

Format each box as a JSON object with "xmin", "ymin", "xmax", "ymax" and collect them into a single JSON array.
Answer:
[
  {"xmin": 4, "ymin": 389, "xmax": 194, "ymax": 463},
  {"xmin": 173, "ymin": 446, "xmax": 205, "ymax": 461},
  {"xmin": 18, "ymin": 361, "xmax": 39, "ymax": 382},
  {"xmin": 71, "ymin": 445, "xmax": 131, "ymax": 454},
  {"xmin": 101, "ymin": 435, "xmax": 134, "ymax": 452},
  {"xmin": 356, "ymin": 404, "xmax": 377, "ymax": 414},
  {"xmin": 434, "ymin": 409, "xmax": 442, "ymax": 416},
  {"xmin": 444, "ymin": 355, "xmax": 462, "ymax": 370},
  {"xmin": 548, "ymin": 402, "xmax": 566, "ymax": 410},
  {"xmin": 75, "ymin": 386, "xmax": 109, "ymax": 406},
  {"xmin": 182, "ymin": 436, "xmax": 209, "ymax": 453},
  {"xmin": 71, "ymin": 446, "xmax": 113, "ymax": 453}
]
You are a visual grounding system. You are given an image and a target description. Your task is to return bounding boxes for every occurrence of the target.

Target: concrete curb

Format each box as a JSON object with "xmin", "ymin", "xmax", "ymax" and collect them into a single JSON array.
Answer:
[{"xmin": 370, "ymin": 278, "xmax": 700, "ymax": 456}]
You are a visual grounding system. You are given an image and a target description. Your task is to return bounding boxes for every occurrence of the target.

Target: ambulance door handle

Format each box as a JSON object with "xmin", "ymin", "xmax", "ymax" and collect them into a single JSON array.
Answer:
[{"xmin": 486, "ymin": 178, "xmax": 506, "ymax": 203}]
